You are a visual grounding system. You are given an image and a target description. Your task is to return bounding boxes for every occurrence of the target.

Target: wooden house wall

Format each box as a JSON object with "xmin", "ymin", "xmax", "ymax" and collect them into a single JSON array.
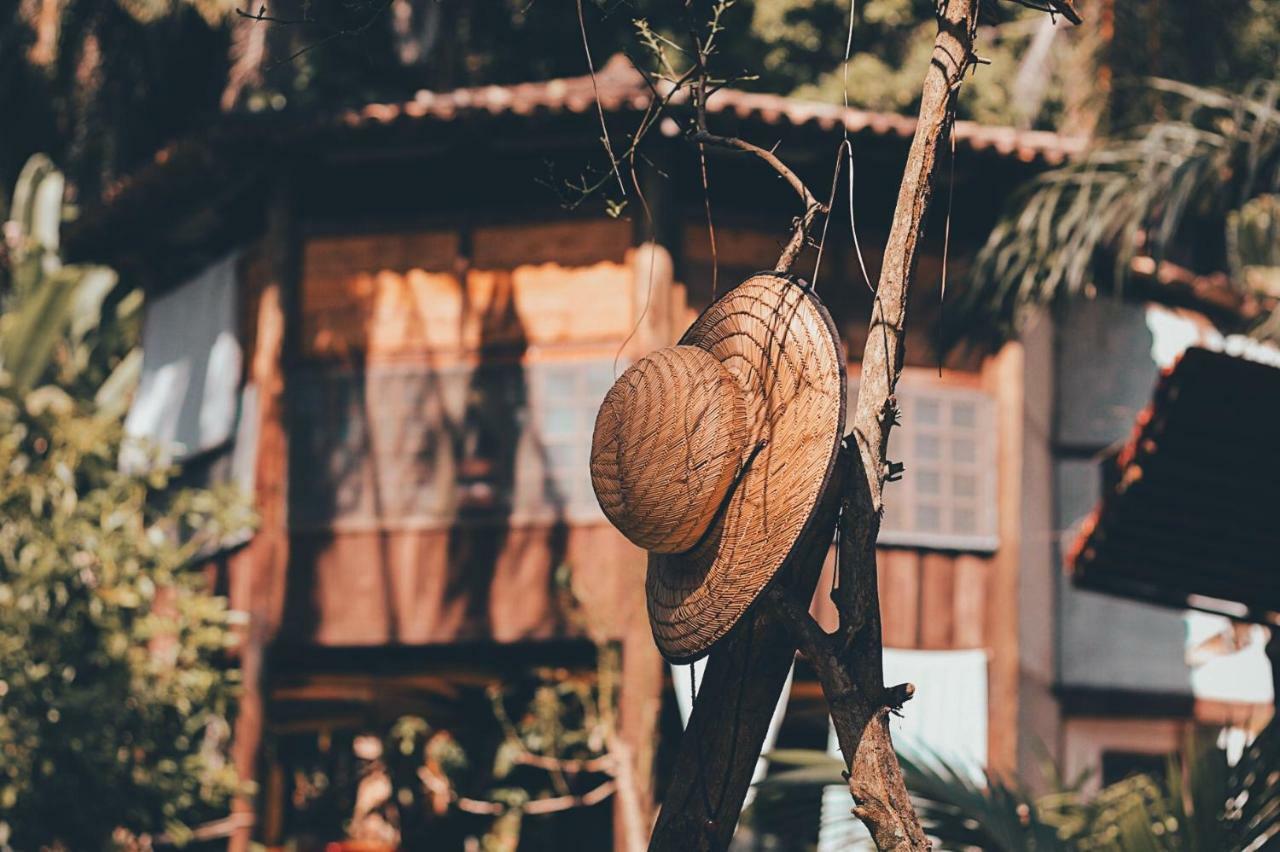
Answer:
[
  {"xmin": 277, "ymin": 215, "xmax": 1023, "ymax": 772},
  {"xmin": 285, "ymin": 523, "xmax": 645, "ymax": 645},
  {"xmin": 284, "ymin": 219, "xmax": 652, "ymax": 646},
  {"xmin": 811, "ymin": 549, "xmax": 992, "ymax": 650},
  {"xmin": 300, "ymin": 221, "xmax": 638, "ymax": 362}
]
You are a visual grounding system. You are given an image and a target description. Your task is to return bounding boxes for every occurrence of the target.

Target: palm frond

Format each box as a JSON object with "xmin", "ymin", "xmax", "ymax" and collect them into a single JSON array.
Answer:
[
  {"xmin": 759, "ymin": 747, "xmax": 1076, "ymax": 850},
  {"xmin": 942, "ymin": 78, "xmax": 1280, "ymax": 352},
  {"xmin": 757, "ymin": 717, "xmax": 1280, "ymax": 851}
]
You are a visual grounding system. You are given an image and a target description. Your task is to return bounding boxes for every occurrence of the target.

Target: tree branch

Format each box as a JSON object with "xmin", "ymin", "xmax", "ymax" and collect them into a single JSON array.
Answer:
[
  {"xmin": 807, "ymin": 0, "xmax": 985, "ymax": 848},
  {"xmin": 690, "ymin": 132, "xmax": 819, "ymax": 217},
  {"xmin": 691, "ymin": 131, "xmax": 825, "ymax": 273}
]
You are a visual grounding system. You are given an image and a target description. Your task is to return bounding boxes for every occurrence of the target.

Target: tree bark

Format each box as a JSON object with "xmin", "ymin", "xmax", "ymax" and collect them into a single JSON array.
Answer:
[
  {"xmin": 791, "ymin": 1, "xmax": 982, "ymax": 848},
  {"xmin": 651, "ymin": 1, "xmax": 981, "ymax": 849}
]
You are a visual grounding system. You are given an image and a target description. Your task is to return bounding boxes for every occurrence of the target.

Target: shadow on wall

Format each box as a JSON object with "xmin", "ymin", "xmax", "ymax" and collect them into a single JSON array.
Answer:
[
  {"xmin": 282, "ymin": 261, "xmax": 571, "ymax": 644},
  {"xmin": 445, "ymin": 271, "xmax": 570, "ymax": 640}
]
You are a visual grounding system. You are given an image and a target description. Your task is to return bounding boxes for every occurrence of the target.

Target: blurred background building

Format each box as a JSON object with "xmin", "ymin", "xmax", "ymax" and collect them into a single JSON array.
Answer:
[{"xmin": 6, "ymin": 0, "xmax": 1279, "ymax": 848}]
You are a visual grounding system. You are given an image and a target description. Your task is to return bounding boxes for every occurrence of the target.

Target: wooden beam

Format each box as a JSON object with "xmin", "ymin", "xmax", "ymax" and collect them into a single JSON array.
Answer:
[
  {"xmin": 919, "ymin": 553, "xmax": 956, "ymax": 650},
  {"xmin": 880, "ymin": 551, "xmax": 921, "ymax": 649},
  {"xmin": 983, "ymin": 341, "xmax": 1024, "ymax": 777},
  {"xmin": 228, "ymin": 183, "xmax": 297, "ymax": 852},
  {"xmin": 647, "ymin": 467, "xmax": 843, "ymax": 851}
]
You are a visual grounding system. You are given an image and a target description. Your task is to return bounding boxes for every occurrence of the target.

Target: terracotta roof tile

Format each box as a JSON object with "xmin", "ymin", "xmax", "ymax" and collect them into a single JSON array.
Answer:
[
  {"xmin": 333, "ymin": 55, "xmax": 1085, "ymax": 165},
  {"xmin": 80, "ymin": 55, "xmax": 1083, "ymax": 242},
  {"xmin": 1069, "ymin": 347, "xmax": 1280, "ymax": 615}
]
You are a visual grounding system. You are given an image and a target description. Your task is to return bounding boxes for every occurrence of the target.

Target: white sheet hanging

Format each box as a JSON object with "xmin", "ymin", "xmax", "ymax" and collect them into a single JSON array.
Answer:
[{"xmin": 124, "ymin": 253, "xmax": 242, "ymax": 464}]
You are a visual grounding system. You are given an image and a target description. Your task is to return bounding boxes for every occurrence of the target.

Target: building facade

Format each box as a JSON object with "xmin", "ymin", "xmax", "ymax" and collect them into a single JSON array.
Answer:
[{"xmin": 72, "ymin": 59, "xmax": 1267, "ymax": 849}]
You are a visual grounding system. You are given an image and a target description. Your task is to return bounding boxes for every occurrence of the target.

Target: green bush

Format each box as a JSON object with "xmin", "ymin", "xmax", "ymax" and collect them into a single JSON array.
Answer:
[{"xmin": 0, "ymin": 156, "xmax": 251, "ymax": 850}]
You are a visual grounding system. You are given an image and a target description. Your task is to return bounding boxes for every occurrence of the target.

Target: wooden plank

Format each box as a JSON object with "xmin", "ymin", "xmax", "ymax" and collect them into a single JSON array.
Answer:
[
  {"xmin": 982, "ymin": 341, "xmax": 1024, "ymax": 776},
  {"xmin": 681, "ymin": 223, "xmax": 793, "ymax": 269},
  {"xmin": 304, "ymin": 231, "xmax": 458, "ymax": 275},
  {"xmin": 879, "ymin": 549, "xmax": 921, "ymax": 648},
  {"xmin": 918, "ymin": 552, "xmax": 956, "ymax": 649},
  {"xmin": 228, "ymin": 188, "xmax": 297, "ymax": 852},
  {"xmin": 952, "ymin": 554, "xmax": 988, "ymax": 649},
  {"xmin": 300, "ymin": 226, "xmax": 637, "ymax": 358},
  {"xmin": 288, "ymin": 524, "xmax": 645, "ymax": 646},
  {"xmin": 472, "ymin": 220, "xmax": 630, "ymax": 268}
]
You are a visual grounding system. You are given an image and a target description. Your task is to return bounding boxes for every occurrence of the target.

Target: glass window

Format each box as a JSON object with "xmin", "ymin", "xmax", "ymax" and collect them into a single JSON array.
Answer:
[{"xmin": 851, "ymin": 377, "xmax": 998, "ymax": 551}]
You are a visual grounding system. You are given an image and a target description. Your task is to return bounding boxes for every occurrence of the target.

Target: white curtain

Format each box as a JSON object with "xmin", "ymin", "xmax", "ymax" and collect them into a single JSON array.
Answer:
[{"xmin": 124, "ymin": 252, "xmax": 242, "ymax": 466}]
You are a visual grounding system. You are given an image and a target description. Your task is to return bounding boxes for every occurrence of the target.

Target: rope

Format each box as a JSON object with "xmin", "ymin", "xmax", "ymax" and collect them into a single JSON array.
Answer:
[{"xmin": 938, "ymin": 92, "xmax": 959, "ymax": 376}]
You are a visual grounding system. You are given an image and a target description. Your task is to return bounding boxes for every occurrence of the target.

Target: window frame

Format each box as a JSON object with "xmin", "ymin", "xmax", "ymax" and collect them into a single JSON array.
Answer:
[{"xmin": 851, "ymin": 372, "xmax": 1000, "ymax": 553}]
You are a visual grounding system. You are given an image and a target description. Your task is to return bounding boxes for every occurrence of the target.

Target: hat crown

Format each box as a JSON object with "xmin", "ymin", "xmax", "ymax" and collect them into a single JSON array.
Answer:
[{"xmin": 590, "ymin": 346, "xmax": 749, "ymax": 554}]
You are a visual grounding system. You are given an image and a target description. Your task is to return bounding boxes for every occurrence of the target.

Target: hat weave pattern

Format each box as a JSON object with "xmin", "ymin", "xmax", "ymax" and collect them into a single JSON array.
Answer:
[
  {"xmin": 646, "ymin": 273, "xmax": 845, "ymax": 662},
  {"xmin": 590, "ymin": 346, "xmax": 750, "ymax": 554}
]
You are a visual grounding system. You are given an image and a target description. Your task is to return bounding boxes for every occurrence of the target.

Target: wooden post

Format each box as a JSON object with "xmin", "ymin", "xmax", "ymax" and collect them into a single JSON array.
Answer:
[
  {"xmin": 647, "ymin": 464, "xmax": 844, "ymax": 851},
  {"xmin": 228, "ymin": 184, "xmax": 297, "ymax": 852},
  {"xmin": 650, "ymin": 0, "xmax": 990, "ymax": 848},
  {"xmin": 982, "ymin": 341, "xmax": 1025, "ymax": 775}
]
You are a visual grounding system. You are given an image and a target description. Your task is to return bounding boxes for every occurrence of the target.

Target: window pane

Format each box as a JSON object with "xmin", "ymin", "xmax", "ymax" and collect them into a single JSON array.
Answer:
[
  {"xmin": 542, "ymin": 404, "xmax": 576, "ymax": 439},
  {"xmin": 543, "ymin": 365, "xmax": 578, "ymax": 400},
  {"xmin": 882, "ymin": 499, "xmax": 906, "ymax": 530},
  {"xmin": 916, "ymin": 398, "xmax": 941, "ymax": 425},
  {"xmin": 546, "ymin": 442, "xmax": 580, "ymax": 474},
  {"xmin": 586, "ymin": 361, "xmax": 617, "ymax": 395},
  {"xmin": 876, "ymin": 384, "xmax": 996, "ymax": 550},
  {"xmin": 915, "ymin": 434, "xmax": 941, "ymax": 461}
]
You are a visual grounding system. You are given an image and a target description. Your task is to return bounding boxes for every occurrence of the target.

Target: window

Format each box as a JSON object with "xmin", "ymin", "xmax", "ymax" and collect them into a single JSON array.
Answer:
[
  {"xmin": 290, "ymin": 359, "xmax": 617, "ymax": 529},
  {"xmin": 517, "ymin": 360, "xmax": 618, "ymax": 523},
  {"xmin": 851, "ymin": 378, "xmax": 999, "ymax": 551}
]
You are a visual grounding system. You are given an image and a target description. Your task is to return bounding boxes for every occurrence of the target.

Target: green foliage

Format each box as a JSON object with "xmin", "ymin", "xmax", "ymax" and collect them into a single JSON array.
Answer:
[
  {"xmin": 1229, "ymin": 194, "xmax": 1280, "ymax": 301},
  {"xmin": 1, "ymin": 0, "xmax": 238, "ymax": 201},
  {"xmin": 944, "ymin": 78, "xmax": 1280, "ymax": 351},
  {"xmin": 0, "ymin": 158, "xmax": 251, "ymax": 850},
  {"xmin": 325, "ymin": 649, "xmax": 619, "ymax": 848},
  {"xmin": 781, "ymin": 0, "xmax": 1079, "ymax": 128},
  {"xmin": 5, "ymin": 0, "xmax": 1280, "ymax": 204},
  {"xmin": 757, "ymin": 719, "xmax": 1280, "ymax": 851}
]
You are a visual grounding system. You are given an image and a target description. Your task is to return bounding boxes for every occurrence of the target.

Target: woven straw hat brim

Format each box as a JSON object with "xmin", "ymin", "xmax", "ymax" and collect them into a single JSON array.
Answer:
[{"xmin": 646, "ymin": 273, "xmax": 846, "ymax": 663}]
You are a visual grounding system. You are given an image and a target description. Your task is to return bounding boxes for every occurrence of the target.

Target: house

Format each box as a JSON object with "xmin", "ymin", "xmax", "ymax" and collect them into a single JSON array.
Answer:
[{"xmin": 69, "ymin": 55, "xmax": 1267, "ymax": 849}]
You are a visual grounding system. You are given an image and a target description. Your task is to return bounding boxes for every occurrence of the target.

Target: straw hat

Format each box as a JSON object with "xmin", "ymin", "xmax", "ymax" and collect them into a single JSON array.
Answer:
[{"xmin": 590, "ymin": 273, "xmax": 846, "ymax": 662}]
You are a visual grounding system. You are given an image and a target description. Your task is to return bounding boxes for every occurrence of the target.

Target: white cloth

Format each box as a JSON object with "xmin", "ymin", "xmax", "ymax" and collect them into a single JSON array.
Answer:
[{"xmin": 124, "ymin": 253, "xmax": 242, "ymax": 464}]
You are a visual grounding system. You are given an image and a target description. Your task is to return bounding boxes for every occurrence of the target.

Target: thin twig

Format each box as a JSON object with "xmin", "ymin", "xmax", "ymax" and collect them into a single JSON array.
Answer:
[
  {"xmin": 236, "ymin": 0, "xmax": 394, "ymax": 69},
  {"xmin": 691, "ymin": 130, "xmax": 826, "ymax": 272},
  {"xmin": 577, "ymin": 0, "xmax": 628, "ymax": 197}
]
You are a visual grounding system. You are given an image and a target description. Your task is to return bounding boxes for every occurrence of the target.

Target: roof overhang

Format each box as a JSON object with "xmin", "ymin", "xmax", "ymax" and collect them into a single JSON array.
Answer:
[
  {"xmin": 67, "ymin": 55, "xmax": 1084, "ymax": 263},
  {"xmin": 1069, "ymin": 347, "xmax": 1280, "ymax": 618}
]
